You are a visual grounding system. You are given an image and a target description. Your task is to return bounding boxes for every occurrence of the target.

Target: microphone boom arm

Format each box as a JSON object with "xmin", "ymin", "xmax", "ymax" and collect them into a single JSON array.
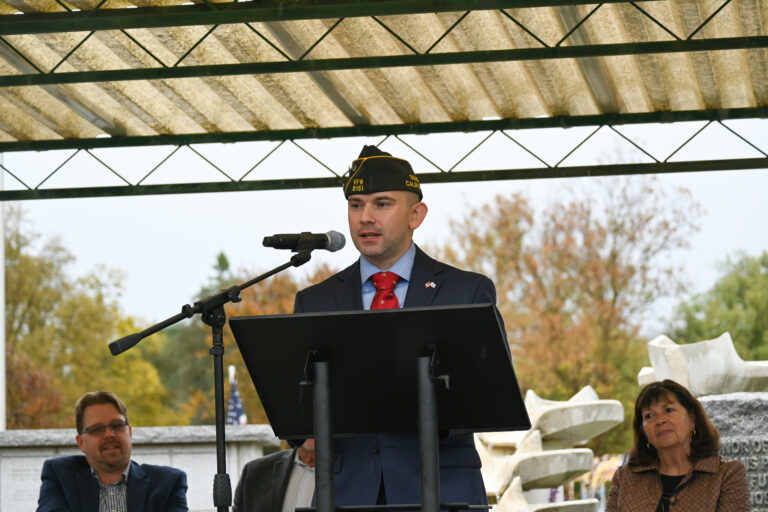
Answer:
[
  {"xmin": 109, "ymin": 250, "xmax": 311, "ymax": 356},
  {"xmin": 107, "ymin": 248, "xmax": 312, "ymax": 512}
]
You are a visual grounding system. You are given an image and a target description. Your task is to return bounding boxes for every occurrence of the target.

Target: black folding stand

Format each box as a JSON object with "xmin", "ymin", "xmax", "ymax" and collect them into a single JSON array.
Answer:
[
  {"xmin": 230, "ymin": 303, "xmax": 531, "ymax": 512},
  {"xmin": 108, "ymin": 250, "xmax": 313, "ymax": 512}
]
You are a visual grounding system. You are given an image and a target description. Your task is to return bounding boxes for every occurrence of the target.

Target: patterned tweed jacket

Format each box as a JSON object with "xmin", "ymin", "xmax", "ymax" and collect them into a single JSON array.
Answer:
[{"xmin": 606, "ymin": 454, "xmax": 749, "ymax": 512}]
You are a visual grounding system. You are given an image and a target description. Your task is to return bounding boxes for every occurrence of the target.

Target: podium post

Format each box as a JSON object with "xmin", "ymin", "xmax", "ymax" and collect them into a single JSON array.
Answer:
[
  {"xmin": 312, "ymin": 360, "xmax": 335, "ymax": 512},
  {"xmin": 417, "ymin": 355, "xmax": 440, "ymax": 512}
]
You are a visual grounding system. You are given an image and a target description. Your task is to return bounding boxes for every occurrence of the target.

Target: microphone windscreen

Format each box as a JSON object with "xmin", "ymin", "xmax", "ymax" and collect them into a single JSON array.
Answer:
[{"xmin": 326, "ymin": 231, "xmax": 346, "ymax": 252}]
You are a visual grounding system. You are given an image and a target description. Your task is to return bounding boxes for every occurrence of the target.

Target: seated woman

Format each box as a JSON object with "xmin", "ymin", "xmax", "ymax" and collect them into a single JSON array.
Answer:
[{"xmin": 606, "ymin": 379, "xmax": 749, "ymax": 512}]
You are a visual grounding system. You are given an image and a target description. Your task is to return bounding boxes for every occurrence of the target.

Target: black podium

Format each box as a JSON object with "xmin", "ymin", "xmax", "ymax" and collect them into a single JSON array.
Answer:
[{"xmin": 230, "ymin": 303, "xmax": 530, "ymax": 512}]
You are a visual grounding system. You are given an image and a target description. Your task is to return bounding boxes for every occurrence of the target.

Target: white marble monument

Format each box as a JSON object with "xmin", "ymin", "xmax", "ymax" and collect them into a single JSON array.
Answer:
[
  {"xmin": 638, "ymin": 333, "xmax": 768, "ymax": 396},
  {"xmin": 477, "ymin": 386, "xmax": 622, "ymax": 511},
  {"xmin": 496, "ymin": 476, "xmax": 600, "ymax": 512},
  {"xmin": 524, "ymin": 386, "xmax": 624, "ymax": 449}
]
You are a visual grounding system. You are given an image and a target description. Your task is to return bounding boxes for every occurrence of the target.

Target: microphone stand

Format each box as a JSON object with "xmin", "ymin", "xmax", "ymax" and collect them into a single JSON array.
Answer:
[{"xmin": 109, "ymin": 249, "xmax": 313, "ymax": 512}]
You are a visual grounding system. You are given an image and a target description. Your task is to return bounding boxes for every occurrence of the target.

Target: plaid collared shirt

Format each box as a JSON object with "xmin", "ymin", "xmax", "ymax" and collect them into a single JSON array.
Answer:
[
  {"xmin": 92, "ymin": 463, "xmax": 130, "ymax": 512},
  {"xmin": 606, "ymin": 455, "xmax": 750, "ymax": 512}
]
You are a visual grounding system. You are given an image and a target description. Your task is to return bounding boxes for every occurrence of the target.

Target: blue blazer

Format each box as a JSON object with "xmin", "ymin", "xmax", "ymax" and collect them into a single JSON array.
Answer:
[
  {"xmin": 293, "ymin": 246, "xmax": 495, "ymax": 507},
  {"xmin": 37, "ymin": 455, "xmax": 188, "ymax": 512}
]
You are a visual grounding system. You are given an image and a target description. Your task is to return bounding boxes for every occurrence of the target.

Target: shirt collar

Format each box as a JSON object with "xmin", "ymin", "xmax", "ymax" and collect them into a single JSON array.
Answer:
[
  {"xmin": 360, "ymin": 243, "xmax": 416, "ymax": 285},
  {"xmin": 629, "ymin": 454, "xmax": 720, "ymax": 474},
  {"xmin": 90, "ymin": 461, "xmax": 131, "ymax": 485},
  {"xmin": 293, "ymin": 450, "xmax": 315, "ymax": 471}
]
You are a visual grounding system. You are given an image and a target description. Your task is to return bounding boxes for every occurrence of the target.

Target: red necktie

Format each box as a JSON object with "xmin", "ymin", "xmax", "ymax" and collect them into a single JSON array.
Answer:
[{"xmin": 370, "ymin": 271, "xmax": 400, "ymax": 310}]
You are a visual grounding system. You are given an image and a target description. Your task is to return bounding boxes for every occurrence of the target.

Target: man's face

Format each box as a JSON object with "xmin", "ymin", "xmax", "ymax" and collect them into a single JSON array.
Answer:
[
  {"xmin": 76, "ymin": 403, "xmax": 132, "ymax": 478},
  {"xmin": 347, "ymin": 190, "xmax": 427, "ymax": 269}
]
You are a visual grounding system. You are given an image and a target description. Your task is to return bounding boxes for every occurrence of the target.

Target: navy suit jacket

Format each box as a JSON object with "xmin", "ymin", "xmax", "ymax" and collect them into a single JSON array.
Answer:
[
  {"xmin": 293, "ymin": 246, "xmax": 494, "ymax": 507},
  {"xmin": 37, "ymin": 455, "xmax": 188, "ymax": 512},
  {"xmin": 232, "ymin": 449, "xmax": 296, "ymax": 512}
]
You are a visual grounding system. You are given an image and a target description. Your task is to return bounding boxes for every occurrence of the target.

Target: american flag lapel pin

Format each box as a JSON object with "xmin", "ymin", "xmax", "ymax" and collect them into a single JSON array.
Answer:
[{"xmin": 425, "ymin": 281, "xmax": 436, "ymax": 288}]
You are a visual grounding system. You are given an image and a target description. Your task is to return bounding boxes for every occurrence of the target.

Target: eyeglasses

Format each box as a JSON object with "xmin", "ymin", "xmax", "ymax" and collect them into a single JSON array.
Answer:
[{"xmin": 82, "ymin": 421, "xmax": 130, "ymax": 437}]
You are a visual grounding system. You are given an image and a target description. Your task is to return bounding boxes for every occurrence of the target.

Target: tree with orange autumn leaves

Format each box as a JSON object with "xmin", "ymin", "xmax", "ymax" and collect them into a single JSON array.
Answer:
[
  {"xmin": 435, "ymin": 177, "xmax": 701, "ymax": 452},
  {"xmin": 222, "ymin": 263, "xmax": 336, "ymax": 425},
  {"xmin": 142, "ymin": 255, "xmax": 337, "ymax": 426}
]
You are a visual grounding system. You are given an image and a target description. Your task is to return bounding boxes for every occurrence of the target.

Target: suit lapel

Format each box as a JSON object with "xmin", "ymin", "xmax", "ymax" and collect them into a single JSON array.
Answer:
[
  {"xmin": 127, "ymin": 462, "xmax": 150, "ymax": 512},
  {"xmin": 333, "ymin": 261, "xmax": 363, "ymax": 310},
  {"xmin": 273, "ymin": 450, "xmax": 295, "ymax": 511},
  {"xmin": 75, "ymin": 465, "xmax": 99, "ymax": 512},
  {"xmin": 403, "ymin": 247, "xmax": 444, "ymax": 307}
]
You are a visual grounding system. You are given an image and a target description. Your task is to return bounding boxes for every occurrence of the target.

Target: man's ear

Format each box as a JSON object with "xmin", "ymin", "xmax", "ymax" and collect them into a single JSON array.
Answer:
[
  {"xmin": 76, "ymin": 434, "xmax": 86, "ymax": 453},
  {"xmin": 409, "ymin": 201, "xmax": 428, "ymax": 231}
]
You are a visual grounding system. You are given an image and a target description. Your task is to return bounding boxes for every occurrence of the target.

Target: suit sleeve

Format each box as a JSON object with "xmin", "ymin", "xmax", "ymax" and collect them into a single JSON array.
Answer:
[
  {"xmin": 469, "ymin": 274, "xmax": 509, "ymax": 348},
  {"xmin": 165, "ymin": 470, "xmax": 189, "ymax": 512},
  {"xmin": 293, "ymin": 291, "xmax": 305, "ymax": 314},
  {"xmin": 37, "ymin": 460, "xmax": 72, "ymax": 512},
  {"xmin": 290, "ymin": 292, "xmax": 308, "ymax": 448},
  {"xmin": 232, "ymin": 462, "xmax": 249, "ymax": 512},
  {"xmin": 470, "ymin": 275, "xmax": 497, "ymax": 305}
]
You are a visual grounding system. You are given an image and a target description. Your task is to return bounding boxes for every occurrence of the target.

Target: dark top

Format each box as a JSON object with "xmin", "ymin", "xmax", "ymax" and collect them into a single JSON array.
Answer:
[{"xmin": 657, "ymin": 474, "xmax": 685, "ymax": 512}]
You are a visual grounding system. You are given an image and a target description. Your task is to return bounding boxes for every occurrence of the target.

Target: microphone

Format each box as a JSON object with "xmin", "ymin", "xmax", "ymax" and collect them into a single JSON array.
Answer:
[{"xmin": 263, "ymin": 230, "xmax": 346, "ymax": 252}]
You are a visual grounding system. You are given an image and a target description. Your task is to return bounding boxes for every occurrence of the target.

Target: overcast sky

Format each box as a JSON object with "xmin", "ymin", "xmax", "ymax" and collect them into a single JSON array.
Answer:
[{"xmin": 4, "ymin": 119, "xmax": 767, "ymax": 338}]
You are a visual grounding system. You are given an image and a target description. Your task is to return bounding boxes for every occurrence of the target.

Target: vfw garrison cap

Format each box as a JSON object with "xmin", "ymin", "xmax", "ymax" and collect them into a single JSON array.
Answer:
[{"xmin": 343, "ymin": 145, "xmax": 423, "ymax": 200}]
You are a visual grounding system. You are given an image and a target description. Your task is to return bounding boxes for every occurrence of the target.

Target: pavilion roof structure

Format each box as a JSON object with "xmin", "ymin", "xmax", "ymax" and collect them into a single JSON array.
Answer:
[{"xmin": 0, "ymin": 0, "xmax": 766, "ymax": 200}]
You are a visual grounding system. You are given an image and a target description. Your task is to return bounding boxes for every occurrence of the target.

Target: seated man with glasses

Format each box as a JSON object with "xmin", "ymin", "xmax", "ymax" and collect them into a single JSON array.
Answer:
[{"xmin": 37, "ymin": 390, "xmax": 188, "ymax": 512}]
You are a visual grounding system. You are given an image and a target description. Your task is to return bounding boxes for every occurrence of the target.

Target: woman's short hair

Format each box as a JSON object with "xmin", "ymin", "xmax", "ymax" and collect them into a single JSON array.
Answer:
[
  {"xmin": 74, "ymin": 391, "xmax": 129, "ymax": 435},
  {"xmin": 629, "ymin": 379, "xmax": 719, "ymax": 466}
]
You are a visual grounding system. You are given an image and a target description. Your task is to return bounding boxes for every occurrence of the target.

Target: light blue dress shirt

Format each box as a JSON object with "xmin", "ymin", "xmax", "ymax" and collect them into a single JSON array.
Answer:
[{"xmin": 360, "ymin": 243, "xmax": 416, "ymax": 310}]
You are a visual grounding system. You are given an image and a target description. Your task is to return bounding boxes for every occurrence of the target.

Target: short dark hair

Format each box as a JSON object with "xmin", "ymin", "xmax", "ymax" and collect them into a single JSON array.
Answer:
[
  {"xmin": 74, "ymin": 391, "xmax": 129, "ymax": 435},
  {"xmin": 629, "ymin": 379, "xmax": 719, "ymax": 466}
]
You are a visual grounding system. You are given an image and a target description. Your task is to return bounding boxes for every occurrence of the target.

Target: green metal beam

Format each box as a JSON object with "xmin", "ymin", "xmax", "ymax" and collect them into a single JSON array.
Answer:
[
  {"xmin": 2, "ymin": 36, "xmax": 766, "ymax": 87},
  {"xmin": 2, "ymin": 158, "xmax": 766, "ymax": 201},
  {"xmin": 1, "ymin": 107, "xmax": 766, "ymax": 153},
  {"xmin": 0, "ymin": 0, "xmax": 652, "ymax": 36}
]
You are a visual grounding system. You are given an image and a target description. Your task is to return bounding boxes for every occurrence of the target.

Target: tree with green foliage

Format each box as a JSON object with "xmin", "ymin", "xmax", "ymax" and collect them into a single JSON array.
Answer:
[
  {"xmin": 435, "ymin": 177, "xmax": 701, "ymax": 453},
  {"xmin": 139, "ymin": 251, "xmax": 237, "ymax": 425},
  {"xmin": 669, "ymin": 251, "xmax": 768, "ymax": 360},
  {"xmin": 4, "ymin": 207, "xmax": 183, "ymax": 428}
]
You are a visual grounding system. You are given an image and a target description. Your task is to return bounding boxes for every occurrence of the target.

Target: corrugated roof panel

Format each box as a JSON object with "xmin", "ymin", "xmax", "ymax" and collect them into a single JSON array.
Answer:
[{"xmin": 0, "ymin": 0, "xmax": 764, "ymax": 148}]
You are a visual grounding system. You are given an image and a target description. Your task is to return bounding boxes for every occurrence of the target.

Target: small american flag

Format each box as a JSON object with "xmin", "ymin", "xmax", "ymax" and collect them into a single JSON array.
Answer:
[{"xmin": 227, "ymin": 365, "xmax": 248, "ymax": 425}]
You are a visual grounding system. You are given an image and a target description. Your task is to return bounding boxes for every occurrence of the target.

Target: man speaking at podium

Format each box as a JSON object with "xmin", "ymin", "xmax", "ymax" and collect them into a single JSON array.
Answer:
[{"xmin": 293, "ymin": 145, "xmax": 498, "ymax": 508}]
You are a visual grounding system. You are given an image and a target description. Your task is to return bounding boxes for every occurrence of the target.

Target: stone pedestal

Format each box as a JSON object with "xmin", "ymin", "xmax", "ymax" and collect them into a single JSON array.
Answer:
[{"xmin": 701, "ymin": 392, "xmax": 768, "ymax": 512}]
